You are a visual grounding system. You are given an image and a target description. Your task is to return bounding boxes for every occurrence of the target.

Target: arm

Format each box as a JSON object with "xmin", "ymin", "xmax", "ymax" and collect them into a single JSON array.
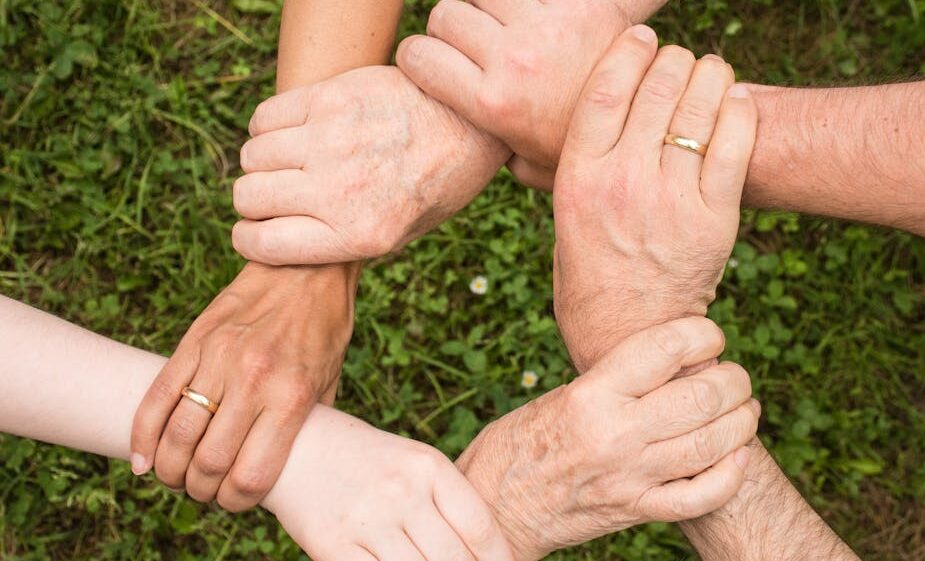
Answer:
[
  {"xmin": 680, "ymin": 441, "xmax": 859, "ymax": 561},
  {"xmin": 745, "ymin": 83, "xmax": 925, "ymax": 235},
  {"xmin": 0, "ymin": 295, "xmax": 513, "ymax": 561},
  {"xmin": 129, "ymin": 0, "xmax": 403, "ymax": 511}
]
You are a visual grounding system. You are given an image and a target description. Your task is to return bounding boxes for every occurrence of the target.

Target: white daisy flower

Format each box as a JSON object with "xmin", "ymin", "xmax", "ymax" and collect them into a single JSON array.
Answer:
[
  {"xmin": 521, "ymin": 370, "xmax": 539, "ymax": 389},
  {"xmin": 469, "ymin": 275, "xmax": 488, "ymax": 295}
]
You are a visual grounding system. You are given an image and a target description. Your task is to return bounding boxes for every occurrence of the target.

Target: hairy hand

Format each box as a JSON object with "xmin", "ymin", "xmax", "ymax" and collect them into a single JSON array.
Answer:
[
  {"xmin": 397, "ymin": 0, "xmax": 668, "ymax": 189},
  {"xmin": 130, "ymin": 262, "xmax": 358, "ymax": 511},
  {"xmin": 552, "ymin": 28, "xmax": 758, "ymax": 371},
  {"xmin": 457, "ymin": 318, "xmax": 759, "ymax": 561},
  {"xmin": 231, "ymin": 65, "xmax": 509, "ymax": 265},
  {"xmin": 263, "ymin": 406, "xmax": 514, "ymax": 561}
]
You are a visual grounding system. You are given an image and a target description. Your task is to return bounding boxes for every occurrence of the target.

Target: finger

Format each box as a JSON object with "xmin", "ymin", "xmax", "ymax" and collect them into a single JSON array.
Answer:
[
  {"xmin": 646, "ymin": 399, "xmax": 760, "ymax": 481},
  {"xmin": 153, "ymin": 369, "xmax": 224, "ymax": 490},
  {"xmin": 465, "ymin": 0, "xmax": 531, "ymax": 24},
  {"xmin": 638, "ymin": 361, "xmax": 753, "ymax": 440},
  {"xmin": 638, "ymin": 446, "xmax": 751, "ymax": 521},
  {"xmin": 239, "ymin": 127, "xmax": 309, "ymax": 173},
  {"xmin": 699, "ymin": 83, "xmax": 758, "ymax": 214},
  {"xmin": 581, "ymin": 317, "xmax": 726, "ymax": 398},
  {"xmin": 184, "ymin": 392, "xmax": 260, "ymax": 503},
  {"xmin": 661, "ymin": 55, "xmax": 735, "ymax": 182},
  {"xmin": 130, "ymin": 340, "xmax": 201, "ymax": 475},
  {"xmin": 231, "ymin": 217, "xmax": 350, "ymax": 266},
  {"xmin": 405, "ymin": 507, "xmax": 475, "ymax": 561},
  {"xmin": 506, "ymin": 156, "xmax": 555, "ymax": 192},
  {"xmin": 248, "ymin": 86, "xmax": 315, "ymax": 137},
  {"xmin": 427, "ymin": 0, "xmax": 503, "ymax": 66},
  {"xmin": 563, "ymin": 25, "xmax": 659, "ymax": 159},
  {"xmin": 233, "ymin": 169, "xmax": 315, "ymax": 221},
  {"xmin": 619, "ymin": 45, "xmax": 696, "ymax": 160},
  {"xmin": 433, "ymin": 466, "xmax": 514, "ymax": 561},
  {"xmin": 216, "ymin": 409, "xmax": 306, "ymax": 512},
  {"xmin": 367, "ymin": 532, "xmax": 427, "ymax": 561},
  {"xmin": 396, "ymin": 35, "xmax": 484, "ymax": 127}
]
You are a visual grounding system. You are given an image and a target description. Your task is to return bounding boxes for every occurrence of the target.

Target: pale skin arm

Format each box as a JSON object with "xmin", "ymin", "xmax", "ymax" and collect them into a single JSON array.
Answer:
[{"xmin": 0, "ymin": 295, "xmax": 515, "ymax": 561}]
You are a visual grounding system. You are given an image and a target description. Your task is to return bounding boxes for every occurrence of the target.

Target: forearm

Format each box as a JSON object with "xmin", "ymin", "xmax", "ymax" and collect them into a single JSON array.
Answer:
[
  {"xmin": 680, "ymin": 439, "xmax": 858, "ymax": 561},
  {"xmin": 745, "ymin": 82, "xmax": 925, "ymax": 235},
  {"xmin": 277, "ymin": 0, "xmax": 403, "ymax": 91}
]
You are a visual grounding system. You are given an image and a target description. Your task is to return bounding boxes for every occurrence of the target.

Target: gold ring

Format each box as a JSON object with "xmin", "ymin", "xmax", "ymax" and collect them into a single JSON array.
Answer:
[
  {"xmin": 664, "ymin": 134, "xmax": 708, "ymax": 157},
  {"xmin": 181, "ymin": 386, "xmax": 219, "ymax": 414}
]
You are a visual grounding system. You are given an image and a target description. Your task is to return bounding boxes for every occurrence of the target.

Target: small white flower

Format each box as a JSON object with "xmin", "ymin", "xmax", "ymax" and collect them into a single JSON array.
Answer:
[
  {"xmin": 521, "ymin": 370, "xmax": 539, "ymax": 389},
  {"xmin": 727, "ymin": 258, "xmax": 739, "ymax": 269},
  {"xmin": 469, "ymin": 275, "xmax": 488, "ymax": 295}
]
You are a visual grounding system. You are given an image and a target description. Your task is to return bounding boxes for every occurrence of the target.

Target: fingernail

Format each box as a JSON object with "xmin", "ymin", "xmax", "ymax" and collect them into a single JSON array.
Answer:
[
  {"xmin": 749, "ymin": 398, "xmax": 762, "ymax": 418},
  {"xmin": 728, "ymin": 84, "xmax": 750, "ymax": 99},
  {"xmin": 631, "ymin": 25, "xmax": 656, "ymax": 43},
  {"xmin": 130, "ymin": 453, "xmax": 150, "ymax": 476},
  {"xmin": 734, "ymin": 447, "xmax": 751, "ymax": 470},
  {"xmin": 702, "ymin": 54, "xmax": 725, "ymax": 63}
]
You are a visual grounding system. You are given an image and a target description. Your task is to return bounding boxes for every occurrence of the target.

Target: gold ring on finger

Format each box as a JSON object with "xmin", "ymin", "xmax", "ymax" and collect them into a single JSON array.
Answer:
[
  {"xmin": 181, "ymin": 386, "xmax": 220, "ymax": 414},
  {"xmin": 664, "ymin": 134, "xmax": 708, "ymax": 157}
]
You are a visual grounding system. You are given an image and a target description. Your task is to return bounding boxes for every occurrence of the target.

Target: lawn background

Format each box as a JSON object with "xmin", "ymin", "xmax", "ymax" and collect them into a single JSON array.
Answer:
[{"xmin": 1, "ymin": 0, "xmax": 923, "ymax": 559}]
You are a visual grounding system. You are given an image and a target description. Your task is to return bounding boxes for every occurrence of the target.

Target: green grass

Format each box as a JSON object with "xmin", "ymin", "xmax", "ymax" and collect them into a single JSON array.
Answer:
[{"xmin": 1, "ymin": 0, "xmax": 924, "ymax": 559}]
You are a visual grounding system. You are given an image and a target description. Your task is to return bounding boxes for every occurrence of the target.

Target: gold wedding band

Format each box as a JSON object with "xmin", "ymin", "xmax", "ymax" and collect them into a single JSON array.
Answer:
[
  {"xmin": 181, "ymin": 386, "xmax": 220, "ymax": 414},
  {"xmin": 664, "ymin": 134, "xmax": 708, "ymax": 157}
]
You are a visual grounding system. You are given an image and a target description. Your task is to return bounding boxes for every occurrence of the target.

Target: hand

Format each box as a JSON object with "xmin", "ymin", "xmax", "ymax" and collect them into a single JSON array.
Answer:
[
  {"xmin": 552, "ymin": 28, "xmax": 758, "ymax": 371},
  {"xmin": 130, "ymin": 262, "xmax": 359, "ymax": 511},
  {"xmin": 231, "ymin": 65, "xmax": 510, "ymax": 265},
  {"xmin": 456, "ymin": 317, "xmax": 759, "ymax": 561},
  {"xmin": 396, "ymin": 0, "xmax": 668, "ymax": 189},
  {"xmin": 263, "ymin": 406, "xmax": 514, "ymax": 561}
]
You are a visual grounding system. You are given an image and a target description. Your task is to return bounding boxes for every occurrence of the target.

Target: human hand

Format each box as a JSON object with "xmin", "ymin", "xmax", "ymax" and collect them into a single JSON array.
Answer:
[
  {"xmin": 396, "ymin": 0, "xmax": 668, "ymax": 189},
  {"xmin": 456, "ymin": 317, "xmax": 759, "ymax": 561},
  {"xmin": 130, "ymin": 262, "xmax": 359, "ymax": 511},
  {"xmin": 263, "ymin": 406, "xmax": 514, "ymax": 561},
  {"xmin": 552, "ymin": 28, "xmax": 758, "ymax": 371},
  {"xmin": 231, "ymin": 65, "xmax": 510, "ymax": 265}
]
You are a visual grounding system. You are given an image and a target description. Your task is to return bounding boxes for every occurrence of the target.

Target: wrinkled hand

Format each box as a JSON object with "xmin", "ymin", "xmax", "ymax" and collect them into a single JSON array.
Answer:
[
  {"xmin": 552, "ymin": 28, "xmax": 758, "ymax": 371},
  {"xmin": 130, "ymin": 262, "xmax": 358, "ymax": 511},
  {"xmin": 231, "ymin": 65, "xmax": 510, "ymax": 265},
  {"xmin": 397, "ymin": 0, "xmax": 668, "ymax": 189},
  {"xmin": 457, "ymin": 318, "xmax": 759, "ymax": 561},
  {"xmin": 263, "ymin": 406, "xmax": 514, "ymax": 561}
]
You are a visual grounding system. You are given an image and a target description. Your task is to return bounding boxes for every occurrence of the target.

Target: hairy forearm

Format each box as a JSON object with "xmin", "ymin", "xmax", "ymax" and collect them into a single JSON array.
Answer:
[
  {"xmin": 745, "ymin": 82, "xmax": 925, "ymax": 235},
  {"xmin": 681, "ymin": 438, "xmax": 858, "ymax": 560}
]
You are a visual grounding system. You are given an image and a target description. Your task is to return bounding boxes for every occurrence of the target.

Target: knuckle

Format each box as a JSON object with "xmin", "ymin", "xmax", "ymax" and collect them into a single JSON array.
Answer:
[
  {"xmin": 165, "ymin": 415, "xmax": 202, "ymax": 446},
  {"xmin": 647, "ymin": 323, "xmax": 686, "ymax": 358},
  {"xmin": 504, "ymin": 47, "xmax": 541, "ymax": 75},
  {"xmin": 584, "ymin": 74, "xmax": 631, "ymax": 112},
  {"xmin": 676, "ymin": 97, "xmax": 716, "ymax": 123},
  {"xmin": 641, "ymin": 73, "xmax": 683, "ymax": 102},
  {"xmin": 229, "ymin": 465, "xmax": 274, "ymax": 498},
  {"xmin": 475, "ymin": 88, "xmax": 511, "ymax": 118},
  {"xmin": 692, "ymin": 426, "xmax": 719, "ymax": 465},
  {"xmin": 660, "ymin": 44, "xmax": 696, "ymax": 65},
  {"xmin": 193, "ymin": 447, "xmax": 235, "ymax": 478},
  {"xmin": 688, "ymin": 377, "xmax": 723, "ymax": 419}
]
